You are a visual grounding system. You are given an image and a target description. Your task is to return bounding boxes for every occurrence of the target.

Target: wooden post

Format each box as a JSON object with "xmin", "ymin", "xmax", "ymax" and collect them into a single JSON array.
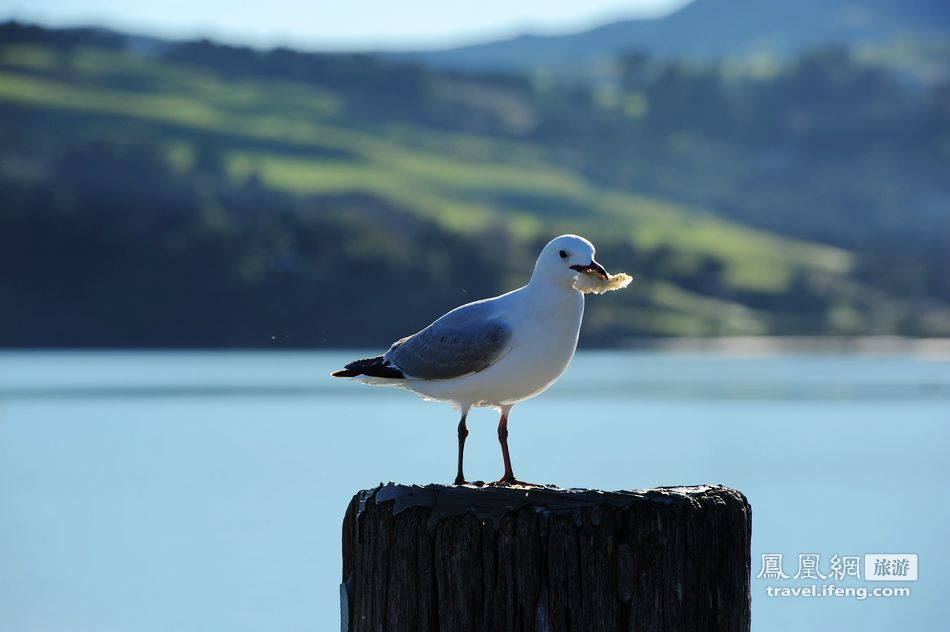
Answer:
[{"xmin": 341, "ymin": 483, "xmax": 751, "ymax": 632}]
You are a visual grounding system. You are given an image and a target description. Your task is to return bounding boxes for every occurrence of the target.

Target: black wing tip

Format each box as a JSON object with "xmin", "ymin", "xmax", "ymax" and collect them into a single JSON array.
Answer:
[{"xmin": 332, "ymin": 355, "xmax": 405, "ymax": 379}]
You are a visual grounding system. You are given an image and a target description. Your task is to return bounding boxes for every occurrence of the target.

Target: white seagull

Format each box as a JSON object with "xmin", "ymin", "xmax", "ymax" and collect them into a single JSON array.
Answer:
[{"xmin": 332, "ymin": 234, "xmax": 630, "ymax": 485}]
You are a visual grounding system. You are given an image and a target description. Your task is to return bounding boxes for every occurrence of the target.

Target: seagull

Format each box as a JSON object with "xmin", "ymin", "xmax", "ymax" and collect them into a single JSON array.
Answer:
[{"xmin": 332, "ymin": 234, "xmax": 627, "ymax": 486}]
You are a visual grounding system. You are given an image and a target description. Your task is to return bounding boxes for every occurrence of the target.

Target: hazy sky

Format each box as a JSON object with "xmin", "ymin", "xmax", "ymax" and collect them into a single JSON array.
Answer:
[{"xmin": 0, "ymin": 0, "xmax": 690, "ymax": 50}]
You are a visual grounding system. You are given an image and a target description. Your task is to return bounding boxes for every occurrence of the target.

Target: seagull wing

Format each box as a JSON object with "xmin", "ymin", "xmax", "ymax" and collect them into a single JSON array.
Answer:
[{"xmin": 385, "ymin": 302, "xmax": 513, "ymax": 380}]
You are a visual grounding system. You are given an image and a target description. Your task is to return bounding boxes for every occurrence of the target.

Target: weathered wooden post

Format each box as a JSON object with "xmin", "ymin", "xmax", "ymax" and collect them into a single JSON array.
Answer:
[{"xmin": 341, "ymin": 483, "xmax": 751, "ymax": 631}]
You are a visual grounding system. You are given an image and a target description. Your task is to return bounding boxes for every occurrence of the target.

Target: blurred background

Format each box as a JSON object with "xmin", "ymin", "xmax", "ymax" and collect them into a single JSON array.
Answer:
[
  {"xmin": 1, "ymin": 0, "xmax": 950, "ymax": 344},
  {"xmin": 0, "ymin": 1, "xmax": 948, "ymax": 631}
]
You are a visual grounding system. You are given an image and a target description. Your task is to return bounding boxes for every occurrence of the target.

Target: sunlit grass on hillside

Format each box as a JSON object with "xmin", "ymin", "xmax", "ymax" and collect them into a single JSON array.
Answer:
[
  {"xmin": 0, "ymin": 43, "xmax": 58, "ymax": 70},
  {"xmin": 226, "ymin": 152, "xmax": 509, "ymax": 233},
  {"xmin": 0, "ymin": 41, "xmax": 857, "ymax": 317}
]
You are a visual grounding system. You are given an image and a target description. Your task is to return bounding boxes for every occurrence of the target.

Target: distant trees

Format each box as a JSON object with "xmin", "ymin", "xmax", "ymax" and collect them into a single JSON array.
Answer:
[
  {"xmin": 2, "ymin": 23, "xmax": 948, "ymax": 345},
  {"xmin": 0, "ymin": 124, "xmax": 508, "ymax": 347}
]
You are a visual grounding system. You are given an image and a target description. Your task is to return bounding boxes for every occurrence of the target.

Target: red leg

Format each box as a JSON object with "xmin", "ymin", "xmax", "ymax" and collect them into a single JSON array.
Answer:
[
  {"xmin": 454, "ymin": 413, "xmax": 469, "ymax": 485},
  {"xmin": 497, "ymin": 409, "xmax": 516, "ymax": 485}
]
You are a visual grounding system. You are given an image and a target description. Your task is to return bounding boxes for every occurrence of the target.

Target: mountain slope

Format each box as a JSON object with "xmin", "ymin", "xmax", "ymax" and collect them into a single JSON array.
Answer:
[
  {"xmin": 393, "ymin": 0, "xmax": 950, "ymax": 76},
  {"xmin": 1, "ymin": 24, "xmax": 948, "ymax": 346}
]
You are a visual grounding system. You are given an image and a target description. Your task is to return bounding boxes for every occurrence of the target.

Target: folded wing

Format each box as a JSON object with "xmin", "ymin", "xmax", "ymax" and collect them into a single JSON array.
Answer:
[{"xmin": 386, "ymin": 303, "xmax": 512, "ymax": 380}]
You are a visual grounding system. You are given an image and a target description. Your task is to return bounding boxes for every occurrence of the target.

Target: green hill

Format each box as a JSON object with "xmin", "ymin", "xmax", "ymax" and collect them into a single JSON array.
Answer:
[{"xmin": 1, "ymin": 23, "xmax": 948, "ymax": 347}]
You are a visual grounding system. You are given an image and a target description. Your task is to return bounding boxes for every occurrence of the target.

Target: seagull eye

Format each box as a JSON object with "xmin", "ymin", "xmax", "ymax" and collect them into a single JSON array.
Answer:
[{"xmin": 559, "ymin": 250, "xmax": 568, "ymax": 259}]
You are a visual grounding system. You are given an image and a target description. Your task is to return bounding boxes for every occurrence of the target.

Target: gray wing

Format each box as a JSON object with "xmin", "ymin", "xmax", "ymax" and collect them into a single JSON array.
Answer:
[{"xmin": 384, "ymin": 302, "xmax": 513, "ymax": 380}]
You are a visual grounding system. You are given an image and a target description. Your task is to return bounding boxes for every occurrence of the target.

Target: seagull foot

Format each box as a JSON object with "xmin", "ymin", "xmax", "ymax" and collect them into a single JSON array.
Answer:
[
  {"xmin": 494, "ymin": 476, "xmax": 544, "ymax": 488},
  {"xmin": 454, "ymin": 475, "xmax": 469, "ymax": 486}
]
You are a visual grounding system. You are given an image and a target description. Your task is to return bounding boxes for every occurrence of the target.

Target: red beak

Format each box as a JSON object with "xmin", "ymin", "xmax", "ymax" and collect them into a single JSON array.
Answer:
[{"xmin": 570, "ymin": 259, "xmax": 608, "ymax": 280}]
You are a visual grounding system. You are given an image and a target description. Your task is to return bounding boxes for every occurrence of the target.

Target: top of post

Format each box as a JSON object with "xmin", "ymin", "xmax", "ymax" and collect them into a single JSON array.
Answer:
[{"xmin": 352, "ymin": 482, "xmax": 749, "ymax": 528}]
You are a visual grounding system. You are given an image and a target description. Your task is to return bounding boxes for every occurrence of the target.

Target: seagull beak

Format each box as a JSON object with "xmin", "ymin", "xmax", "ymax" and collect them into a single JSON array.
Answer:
[{"xmin": 570, "ymin": 259, "xmax": 609, "ymax": 280}]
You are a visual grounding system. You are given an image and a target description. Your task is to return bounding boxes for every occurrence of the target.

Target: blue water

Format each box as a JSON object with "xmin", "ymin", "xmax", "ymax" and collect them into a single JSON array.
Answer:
[{"xmin": 1, "ymin": 351, "xmax": 948, "ymax": 631}]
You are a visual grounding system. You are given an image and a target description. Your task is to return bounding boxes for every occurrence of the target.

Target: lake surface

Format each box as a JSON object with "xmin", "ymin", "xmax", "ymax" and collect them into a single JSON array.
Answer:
[{"xmin": 1, "ymin": 350, "xmax": 948, "ymax": 631}]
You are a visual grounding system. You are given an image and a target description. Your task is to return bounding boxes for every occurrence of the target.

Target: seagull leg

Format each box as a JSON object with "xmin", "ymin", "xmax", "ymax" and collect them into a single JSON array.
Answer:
[
  {"xmin": 496, "ymin": 406, "xmax": 517, "ymax": 485},
  {"xmin": 454, "ymin": 411, "xmax": 469, "ymax": 485}
]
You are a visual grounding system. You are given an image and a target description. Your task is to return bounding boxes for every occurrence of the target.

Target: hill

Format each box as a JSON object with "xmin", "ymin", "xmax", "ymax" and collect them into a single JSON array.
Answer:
[
  {"xmin": 392, "ymin": 0, "xmax": 950, "ymax": 81},
  {"xmin": 1, "ymin": 22, "xmax": 948, "ymax": 347}
]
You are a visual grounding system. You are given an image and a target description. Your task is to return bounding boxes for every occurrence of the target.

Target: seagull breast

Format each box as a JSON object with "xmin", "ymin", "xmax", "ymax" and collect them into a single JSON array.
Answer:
[{"xmin": 400, "ymin": 283, "xmax": 585, "ymax": 408}]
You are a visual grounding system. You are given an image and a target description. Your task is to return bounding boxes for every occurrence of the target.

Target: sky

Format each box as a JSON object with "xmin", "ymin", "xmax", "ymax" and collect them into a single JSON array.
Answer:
[{"xmin": 0, "ymin": 0, "xmax": 690, "ymax": 51}]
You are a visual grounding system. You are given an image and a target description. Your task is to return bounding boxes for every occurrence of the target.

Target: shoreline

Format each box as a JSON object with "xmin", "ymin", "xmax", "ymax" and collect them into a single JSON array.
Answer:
[
  {"xmin": 2, "ymin": 336, "xmax": 950, "ymax": 357},
  {"xmin": 620, "ymin": 336, "xmax": 950, "ymax": 357}
]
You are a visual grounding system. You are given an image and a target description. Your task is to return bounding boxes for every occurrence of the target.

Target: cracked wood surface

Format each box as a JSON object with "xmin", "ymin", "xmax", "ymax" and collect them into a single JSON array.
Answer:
[{"xmin": 342, "ymin": 483, "xmax": 751, "ymax": 632}]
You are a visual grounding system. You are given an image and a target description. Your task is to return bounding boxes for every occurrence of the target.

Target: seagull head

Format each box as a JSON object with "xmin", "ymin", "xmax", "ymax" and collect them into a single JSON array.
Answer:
[{"xmin": 532, "ymin": 234, "xmax": 608, "ymax": 288}]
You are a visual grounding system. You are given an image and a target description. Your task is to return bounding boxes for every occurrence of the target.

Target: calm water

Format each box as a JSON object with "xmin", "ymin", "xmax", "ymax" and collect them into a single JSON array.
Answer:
[{"xmin": 1, "ymin": 351, "xmax": 948, "ymax": 631}]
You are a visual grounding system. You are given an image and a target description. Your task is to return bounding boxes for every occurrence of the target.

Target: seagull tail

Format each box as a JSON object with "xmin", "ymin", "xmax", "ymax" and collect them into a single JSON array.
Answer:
[{"xmin": 331, "ymin": 355, "xmax": 405, "ymax": 379}]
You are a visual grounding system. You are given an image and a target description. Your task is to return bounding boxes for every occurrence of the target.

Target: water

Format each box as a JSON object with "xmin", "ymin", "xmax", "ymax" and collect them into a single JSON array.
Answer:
[{"xmin": 1, "ymin": 350, "xmax": 948, "ymax": 631}]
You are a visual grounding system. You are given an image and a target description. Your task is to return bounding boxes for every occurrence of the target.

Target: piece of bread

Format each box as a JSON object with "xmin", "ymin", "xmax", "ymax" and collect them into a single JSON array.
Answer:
[{"xmin": 573, "ymin": 271, "xmax": 633, "ymax": 295}]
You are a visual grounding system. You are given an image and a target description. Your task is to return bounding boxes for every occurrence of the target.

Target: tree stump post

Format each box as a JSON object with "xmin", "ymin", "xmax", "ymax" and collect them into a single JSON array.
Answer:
[{"xmin": 341, "ymin": 483, "xmax": 751, "ymax": 632}]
